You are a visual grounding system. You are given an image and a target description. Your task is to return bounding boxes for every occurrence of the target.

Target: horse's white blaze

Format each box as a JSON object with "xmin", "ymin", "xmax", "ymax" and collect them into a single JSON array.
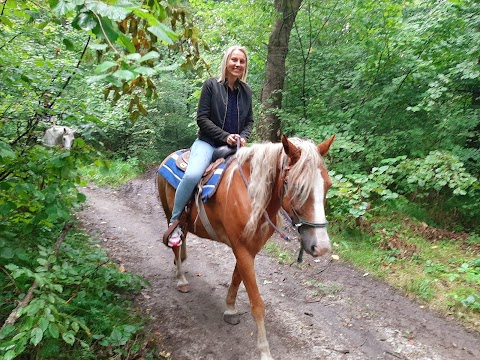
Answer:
[{"xmin": 312, "ymin": 169, "xmax": 331, "ymax": 255}]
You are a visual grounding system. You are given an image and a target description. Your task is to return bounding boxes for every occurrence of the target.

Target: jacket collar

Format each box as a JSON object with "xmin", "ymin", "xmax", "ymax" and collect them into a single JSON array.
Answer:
[{"xmin": 223, "ymin": 78, "xmax": 241, "ymax": 90}]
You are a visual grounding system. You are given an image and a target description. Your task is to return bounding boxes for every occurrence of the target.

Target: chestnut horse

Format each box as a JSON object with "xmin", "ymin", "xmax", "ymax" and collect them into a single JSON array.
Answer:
[{"xmin": 156, "ymin": 135, "xmax": 335, "ymax": 360}]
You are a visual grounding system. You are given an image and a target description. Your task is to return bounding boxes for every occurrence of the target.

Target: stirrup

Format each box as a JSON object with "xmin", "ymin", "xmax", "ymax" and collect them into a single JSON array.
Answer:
[
  {"xmin": 163, "ymin": 220, "xmax": 183, "ymax": 247},
  {"xmin": 168, "ymin": 227, "xmax": 182, "ymax": 247}
]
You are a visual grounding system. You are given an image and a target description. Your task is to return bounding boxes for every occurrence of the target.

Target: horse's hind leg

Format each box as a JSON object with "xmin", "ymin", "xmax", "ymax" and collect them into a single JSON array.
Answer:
[
  {"xmin": 224, "ymin": 264, "xmax": 242, "ymax": 325},
  {"xmin": 173, "ymin": 246, "xmax": 189, "ymax": 293}
]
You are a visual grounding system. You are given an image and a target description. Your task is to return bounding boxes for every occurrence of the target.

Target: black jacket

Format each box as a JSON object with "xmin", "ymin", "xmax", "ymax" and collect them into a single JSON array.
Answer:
[{"xmin": 196, "ymin": 78, "xmax": 254, "ymax": 147}]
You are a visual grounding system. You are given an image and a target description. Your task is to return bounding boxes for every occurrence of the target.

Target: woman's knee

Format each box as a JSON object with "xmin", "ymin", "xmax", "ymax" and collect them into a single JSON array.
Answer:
[{"xmin": 182, "ymin": 171, "xmax": 203, "ymax": 185}]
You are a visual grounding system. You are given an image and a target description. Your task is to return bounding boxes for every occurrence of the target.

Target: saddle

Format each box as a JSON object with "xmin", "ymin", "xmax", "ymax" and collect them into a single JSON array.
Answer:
[{"xmin": 176, "ymin": 145, "xmax": 237, "ymax": 187}]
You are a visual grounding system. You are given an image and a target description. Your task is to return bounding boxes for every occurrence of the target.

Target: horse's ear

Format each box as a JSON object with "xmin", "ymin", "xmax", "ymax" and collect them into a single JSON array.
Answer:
[
  {"xmin": 318, "ymin": 135, "xmax": 336, "ymax": 156},
  {"xmin": 281, "ymin": 135, "xmax": 301, "ymax": 164}
]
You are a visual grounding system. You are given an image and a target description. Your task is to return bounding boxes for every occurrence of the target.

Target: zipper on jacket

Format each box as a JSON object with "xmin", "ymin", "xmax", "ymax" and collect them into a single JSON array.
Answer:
[{"xmin": 221, "ymin": 84, "xmax": 228, "ymax": 130}]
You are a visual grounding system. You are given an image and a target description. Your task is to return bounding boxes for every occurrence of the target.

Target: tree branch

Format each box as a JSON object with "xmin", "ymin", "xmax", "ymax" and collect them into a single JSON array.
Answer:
[
  {"xmin": 0, "ymin": 32, "xmax": 22, "ymax": 50},
  {"xmin": 49, "ymin": 36, "xmax": 91, "ymax": 109}
]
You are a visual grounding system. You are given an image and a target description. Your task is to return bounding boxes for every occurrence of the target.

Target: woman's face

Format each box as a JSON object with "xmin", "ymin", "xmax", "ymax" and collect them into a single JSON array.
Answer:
[{"xmin": 226, "ymin": 49, "xmax": 246, "ymax": 80}]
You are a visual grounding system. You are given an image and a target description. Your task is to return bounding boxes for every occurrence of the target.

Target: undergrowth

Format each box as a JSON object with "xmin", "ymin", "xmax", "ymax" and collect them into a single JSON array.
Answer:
[
  {"xmin": 0, "ymin": 227, "xmax": 166, "ymax": 359},
  {"xmin": 332, "ymin": 212, "xmax": 480, "ymax": 331},
  {"xmin": 79, "ymin": 157, "xmax": 143, "ymax": 188}
]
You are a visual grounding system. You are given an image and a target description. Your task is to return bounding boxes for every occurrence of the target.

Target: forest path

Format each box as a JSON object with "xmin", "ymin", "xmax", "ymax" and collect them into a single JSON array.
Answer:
[{"xmin": 77, "ymin": 169, "xmax": 479, "ymax": 360}]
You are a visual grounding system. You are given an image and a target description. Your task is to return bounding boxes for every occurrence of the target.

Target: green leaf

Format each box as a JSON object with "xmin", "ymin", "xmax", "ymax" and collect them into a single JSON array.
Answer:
[
  {"xmin": 126, "ymin": 53, "xmax": 142, "ymax": 61},
  {"xmin": 110, "ymin": 328, "xmax": 124, "ymax": 344},
  {"xmin": 77, "ymin": 192, "xmax": 87, "ymax": 202},
  {"xmin": 84, "ymin": 1, "xmax": 133, "ymax": 21},
  {"xmin": 139, "ymin": 51, "xmax": 160, "ymax": 63},
  {"xmin": 50, "ymin": 0, "xmax": 76, "ymax": 15},
  {"xmin": 117, "ymin": 32, "xmax": 136, "ymax": 53},
  {"xmin": 51, "ymin": 284, "xmax": 63, "ymax": 293},
  {"xmin": 147, "ymin": 24, "xmax": 177, "ymax": 44},
  {"xmin": 1, "ymin": 247, "xmax": 15, "ymax": 259},
  {"xmin": 72, "ymin": 12, "xmax": 97, "ymax": 31},
  {"xmin": 12, "ymin": 331, "xmax": 27, "ymax": 342},
  {"xmin": 93, "ymin": 17, "xmax": 119, "ymax": 43},
  {"xmin": 0, "ymin": 15, "xmax": 15, "ymax": 28},
  {"xmin": 62, "ymin": 332, "xmax": 75, "ymax": 345},
  {"xmin": 0, "ymin": 325, "xmax": 15, "ymax": 337},
  {"xmin": 48, "ymin": 323, "xmax": 60, "ymax": 339},
  {"xmin": 86, "ymin": 74, "xmax": 109, "ymax": 84},
  {"xmin": 0, "ymin": 141, "xmax": 16, "ymax": 159},
  {"xmin": 95, "ymin": 61, "xmax": 118, "ymax": 74},
  {"xmin": 62, "ymin": 37, "xmax": 75, "ymax": 51},
  {"xmin": 71, "ymin": 322, "xmax": 80, "ymax": 333},
  {"xmin": 39, "ymin": 317, "xmax": 50, "ymax": 332},
  {"xmin": 112, "ymin": 70, "xmax": 135, "ymax": 81},
  {"xmin": 133, "ymin": 66, "xmax": 156, "ymax": 76},
  {"xmin": 30, "ymin": 327, "xmax": 43, "ymax": 346},
  {"xmin": 3, "ymin": 350, "xmax": 16, "ymax": 360},
  {"xmin": 26, "ymin": 301, "xmax": 41, "ymax": 316}
]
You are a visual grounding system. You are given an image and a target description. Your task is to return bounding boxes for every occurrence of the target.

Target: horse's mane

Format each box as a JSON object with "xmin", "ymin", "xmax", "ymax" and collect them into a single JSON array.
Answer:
[{"xmin": 228, "ymin": 138, "xmax": 323, "ymax": 239}]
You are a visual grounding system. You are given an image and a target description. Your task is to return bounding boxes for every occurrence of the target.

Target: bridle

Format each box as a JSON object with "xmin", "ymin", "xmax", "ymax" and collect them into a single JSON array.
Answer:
[
  {"xmin": 234, "ymin": 144, "xmax": 328, "ymax": 261},
  {"xmin": 279, "ymin": 157, "xmax": 328, "ymax": 230}
]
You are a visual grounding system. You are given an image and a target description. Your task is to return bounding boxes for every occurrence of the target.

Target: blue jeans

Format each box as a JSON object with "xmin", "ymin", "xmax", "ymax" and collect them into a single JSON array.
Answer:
[{"xmin": 171, "ymin": 138, "xmax": 216, "ymax": 221}]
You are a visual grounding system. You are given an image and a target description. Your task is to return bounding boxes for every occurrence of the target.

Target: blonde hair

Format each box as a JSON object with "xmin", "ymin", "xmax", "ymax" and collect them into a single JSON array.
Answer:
[{"xmin": 218, "ymin": 46, "xmax": 248, "ymax": 83}]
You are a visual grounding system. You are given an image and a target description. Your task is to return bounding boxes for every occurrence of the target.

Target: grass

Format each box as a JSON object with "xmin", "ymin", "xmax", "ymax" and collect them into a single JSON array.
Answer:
[
  {"xmin": 264, "ymin": 241, "xmax": 296, "ymax": 264},
  {"xmin": 79, "ymin": 157, "xmax": 143, "ymax": 188},
  {"xmin": 332, "ymin": 214, "xmax": 480, "ymax": 331}
]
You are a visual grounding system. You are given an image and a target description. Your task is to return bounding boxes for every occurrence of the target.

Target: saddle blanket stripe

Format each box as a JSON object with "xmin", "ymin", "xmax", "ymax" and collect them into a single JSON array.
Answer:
[{"xmin": 157, "ymin": 150, "xmax": 227, "ymax": 202}]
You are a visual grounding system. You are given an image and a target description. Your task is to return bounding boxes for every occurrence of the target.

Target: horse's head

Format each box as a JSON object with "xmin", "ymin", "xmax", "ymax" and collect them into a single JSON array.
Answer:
[
  {"xmin": 280, "ymin": 135, "xmax": 335, "ymax": 257},
  {"xmin": 62, "ymin": 127, "xmax": 75, "ymax": 149}
]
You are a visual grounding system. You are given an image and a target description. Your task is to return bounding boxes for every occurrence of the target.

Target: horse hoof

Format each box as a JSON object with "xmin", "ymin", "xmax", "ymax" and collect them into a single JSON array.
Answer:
[
  {"xmin": 223, "ymin": 313, "xmax": 240, "ymax": 325},
  {"xmin": 177, "ymin": 284, "xmax": 190, "ymax": 293}
]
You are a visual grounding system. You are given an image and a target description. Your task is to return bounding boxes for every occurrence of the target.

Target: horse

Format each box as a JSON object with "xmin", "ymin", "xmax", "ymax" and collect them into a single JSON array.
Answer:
[
  {"xmin": 43, "ymin": 125, "xmax": 75, "ymax": 149},
  {"xmin": 156, "ymin": 134, "xmax": 335, "ymax": 360}
]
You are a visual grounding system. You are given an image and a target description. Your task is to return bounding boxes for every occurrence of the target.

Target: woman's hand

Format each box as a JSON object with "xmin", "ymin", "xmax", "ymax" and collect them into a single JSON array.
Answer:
[{"xmin": 227, "ymin": 134, "xmax": 246, "ymax": 147}]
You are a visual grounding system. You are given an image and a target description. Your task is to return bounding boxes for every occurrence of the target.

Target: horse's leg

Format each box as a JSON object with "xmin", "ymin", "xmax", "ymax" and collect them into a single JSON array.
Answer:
[
  {"xmin": 180, "ymin": 238, "xmax": 187, "ymax": 262},
  {"xmin": 235, "ymin": 248, "xmax": 274, "ymax": 360},
  {"xmin": 224, "ymin": 264, "xmax": 242, "ymax": 325},
  {"xmin": 173, "ymin": 246, "xmax": 189, "ymax": 293}
]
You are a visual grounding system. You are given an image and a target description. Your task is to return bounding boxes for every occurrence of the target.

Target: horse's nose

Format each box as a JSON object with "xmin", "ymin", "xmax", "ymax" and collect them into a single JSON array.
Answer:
[
  {"xmin": 312, "ymin": 245, "xmax": 329, "ymax": 257},
  {"xmin": 311, "ymin": 235, "xmax": 331, "ymax": 256},
  {"xmin": 300, "ymin": 228, "xmax": 331, "ymax": 256}
]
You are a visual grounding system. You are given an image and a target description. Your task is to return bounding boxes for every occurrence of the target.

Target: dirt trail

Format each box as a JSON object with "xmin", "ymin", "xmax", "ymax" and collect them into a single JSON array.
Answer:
[{"xmin": 77, "ymin": 170, "xmax": 479, "ymax": 360}]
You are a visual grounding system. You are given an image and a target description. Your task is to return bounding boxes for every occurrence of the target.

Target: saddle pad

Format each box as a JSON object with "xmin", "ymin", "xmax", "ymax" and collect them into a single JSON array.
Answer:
[{"xmin": 157, "ymin": 150, "xmax": 228, "ymax": 202}]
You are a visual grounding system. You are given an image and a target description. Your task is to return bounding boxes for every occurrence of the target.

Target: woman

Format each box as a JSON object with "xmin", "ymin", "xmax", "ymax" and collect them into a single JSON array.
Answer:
[{"xmin": 165, "ymin": 45, "xmax": 254, "ymax": 247}]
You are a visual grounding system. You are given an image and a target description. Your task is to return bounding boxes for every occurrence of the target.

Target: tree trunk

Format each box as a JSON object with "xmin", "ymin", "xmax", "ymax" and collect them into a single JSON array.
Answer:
[{"xmin": 258, "ymin": 0, "xmax": 303, "ymax": 142}]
